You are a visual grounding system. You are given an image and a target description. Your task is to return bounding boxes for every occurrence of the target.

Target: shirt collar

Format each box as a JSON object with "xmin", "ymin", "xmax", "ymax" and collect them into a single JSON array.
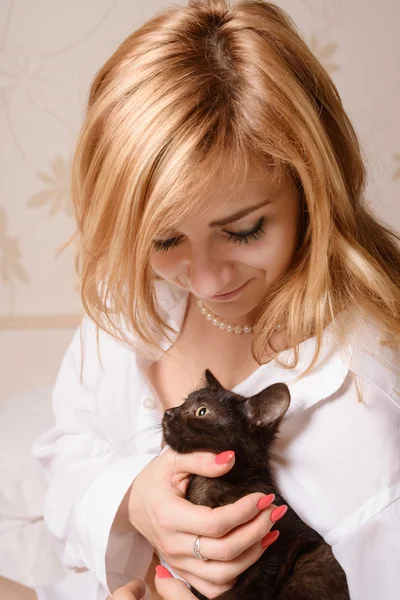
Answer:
[
  {"xmin": 233, "ymin": 326, "xmax": 355, "ymax": 417},
  {"xmin": 155, "ymin": 278, "xmax": 189, "ymax": 343}
]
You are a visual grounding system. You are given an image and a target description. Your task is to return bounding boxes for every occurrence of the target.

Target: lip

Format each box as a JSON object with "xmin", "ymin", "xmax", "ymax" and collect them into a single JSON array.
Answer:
[{"xmin": 211, "ymin": 280, "xmax": 250, "ymax": 301}]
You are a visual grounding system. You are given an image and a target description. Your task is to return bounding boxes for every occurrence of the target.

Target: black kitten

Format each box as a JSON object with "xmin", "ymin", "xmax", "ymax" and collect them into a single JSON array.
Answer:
[{"xmin": 162, "ymin": 369, "xmax": 350, "ymax": 600}]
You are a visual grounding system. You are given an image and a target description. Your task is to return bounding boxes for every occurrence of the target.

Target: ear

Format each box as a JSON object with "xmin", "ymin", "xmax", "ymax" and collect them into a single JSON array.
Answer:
[
  {"xmin": 243, "ymin": 383, "xmax": 290, "ymax": 430},
  {"xmin": 204, "ymin": 369, "xmax": 225, "ymax": 391}
]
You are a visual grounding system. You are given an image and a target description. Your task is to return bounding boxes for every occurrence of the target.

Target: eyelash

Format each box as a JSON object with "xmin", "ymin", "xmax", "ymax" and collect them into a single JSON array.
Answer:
[{"xmin": 152, "ymin": 217, "xmax": 266, "ymax": 252}]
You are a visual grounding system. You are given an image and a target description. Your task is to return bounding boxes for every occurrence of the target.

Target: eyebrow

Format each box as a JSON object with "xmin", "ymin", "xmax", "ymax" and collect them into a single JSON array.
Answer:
[{"xmin": 209, "ymin": 198, "xmax": 273, "ymax": 228}]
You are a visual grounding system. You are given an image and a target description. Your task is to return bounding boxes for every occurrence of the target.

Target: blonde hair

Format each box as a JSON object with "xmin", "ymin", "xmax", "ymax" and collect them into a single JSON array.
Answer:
[{"xmin": 69, "ymin": 0, "xmax": 400, "ymax": 374}]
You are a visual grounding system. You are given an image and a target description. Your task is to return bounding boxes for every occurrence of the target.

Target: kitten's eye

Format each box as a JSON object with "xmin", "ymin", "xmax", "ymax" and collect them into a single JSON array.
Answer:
[{"xmin": 195, "ymin": 405, "xmax": 208, "ymax": 417}]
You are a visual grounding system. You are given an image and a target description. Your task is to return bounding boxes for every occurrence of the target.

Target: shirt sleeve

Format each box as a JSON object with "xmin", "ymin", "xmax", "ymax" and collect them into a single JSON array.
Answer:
[
  {"xmin": 332, "ymin": 494, "xmax": 400, "ymax": 600},
  {"xmin": 31, "ymin": 317, "xmax": 157, "ymax": 595}
]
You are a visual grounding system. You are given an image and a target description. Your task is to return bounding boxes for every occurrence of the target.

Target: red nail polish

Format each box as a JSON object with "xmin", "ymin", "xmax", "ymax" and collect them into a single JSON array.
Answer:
[
  {"xmin": 156, "ymin": 565, "xmax": 173, "ymax": 579},
  {"xmin": 261, "ymin": 529, "xmax": 280, "ymax": 549},
  {"xmin": 270, "ymin": 505, "xmax": 288, "ymax": 523},
  {"xmin": 257, "ymin": 494, "xmax": 275, "ymax": 510},
  {"xmin": 215, "ymin": 450, "xmax": 235, "ymax": 465}
]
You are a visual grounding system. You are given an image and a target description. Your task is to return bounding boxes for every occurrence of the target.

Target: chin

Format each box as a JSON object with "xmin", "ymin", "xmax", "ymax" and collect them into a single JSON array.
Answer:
[
  {"xmin": 164, "ymin": 436, "xmax": 199, "ymax": 454},
  {"xmin": 209, "ymin": 297, "xmax": 261, "ymax": 319},
  {"xmin": 162, "ymin": 423, "xmax": 190, "ymax": 453}
]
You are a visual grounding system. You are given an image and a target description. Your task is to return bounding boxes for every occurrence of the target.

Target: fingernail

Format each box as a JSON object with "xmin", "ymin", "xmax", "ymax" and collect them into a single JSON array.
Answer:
[
  {"xmin": 156, "ymin": 565, "xmax": 173, "ymax": 579},
  {"xmin": 257, "ymin": 493, "xmax": 275, "ymax": 510},
  {"xmin": 270, "ymin": 505, "xmax": 288, "ymax": 523},
  {"xmin": 261, "ymin": 529, "xmax": 280, "ymax": 549},
  {"xmin": 215, "ymin": 450, "xmax": 235, "ymax": 465}
]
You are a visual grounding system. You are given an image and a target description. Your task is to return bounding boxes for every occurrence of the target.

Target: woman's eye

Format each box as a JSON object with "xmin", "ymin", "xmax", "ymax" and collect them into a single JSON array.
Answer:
[
  {"xmin": 225, "ymin": 216, "xmax": 265, "ymax": 245},
  {"xmin": 152, "ymin": 236, "xmax": 181, "ymax": 252},
  {"xmin": 195, "ymin": 405, "xmax": 208, "ymax": 417},
  {"xmin": 152, "ymin": 216, "xmax": 266, "ymax": 252}
]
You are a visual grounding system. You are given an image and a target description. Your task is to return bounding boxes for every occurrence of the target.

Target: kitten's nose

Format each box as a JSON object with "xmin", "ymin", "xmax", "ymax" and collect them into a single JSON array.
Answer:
[{"xmin": 164, "ymin": 409, "xmax": 176, "ymax": 420}]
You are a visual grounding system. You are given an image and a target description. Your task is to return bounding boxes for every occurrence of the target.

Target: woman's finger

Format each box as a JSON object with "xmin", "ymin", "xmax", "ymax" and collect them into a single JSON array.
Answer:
[
  {"xmin": 170, "ymin": 566, "xmax": 236, "ymax": 599},
  {"xmin": 159, "ymin": 499, "xmax": 277, "ymax": 560},
  {"xmin": 111, "ymin": 579, "xmax": 147, "ymax": 599},
  {"xmin": 170, "ymin": 529, "xmax": 280, "ymax": 597},
  {"xmin": 168, "ymin": 501, "xmax": 277, "ymax": 562},
  {"xmin": 161, "ymin": 448, "xmax": 236, "ymax": 497},
  {"xmin": 161, "ymin": 490, "xmax": 270, "ymax": 538},
  {"xmin": 154, "ymin": 566, "xmax": 198, "ymax": 599}
]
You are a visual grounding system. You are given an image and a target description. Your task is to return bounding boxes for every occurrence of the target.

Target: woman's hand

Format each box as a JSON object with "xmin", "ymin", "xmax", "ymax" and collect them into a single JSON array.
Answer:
[
  {"xmin": 154, "ymin": 566, "xmax": 197, "ymax": 600},
  {"xmin": 128, "ymin": 448, "xmax": 283, "ymax": 599},
  {"xmin": 108, "ymin": 567, "xmax": 197, "ymax": 600},
  {"xmin": 108, "ymin": 580, "xmax": 147, "ymax": 600}
]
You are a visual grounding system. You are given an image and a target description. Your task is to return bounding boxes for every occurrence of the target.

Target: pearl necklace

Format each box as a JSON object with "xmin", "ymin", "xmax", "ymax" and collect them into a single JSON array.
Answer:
[
  {"xmin": 195, "ymin": 299, "xmax": 283, "ymax": 335},
  {"xmin": 196, "ymin": 298, "xmax": 252, "ymax": 333}
]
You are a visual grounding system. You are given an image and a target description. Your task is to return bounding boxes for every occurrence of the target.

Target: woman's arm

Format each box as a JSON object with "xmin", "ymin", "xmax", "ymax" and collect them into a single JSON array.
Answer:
[
  {"xmin": 324, "ymin": 340, "xmax": 400, "ymax": 600},
  {"xmin": 0, "ymin": 576, "xmax": 37, "ymax": 600},
  {"xmin": 332, "ymin": 497, "xmax": 400, "ymax": 599},
  {"xmin": 31, "ymin": 317, "xmax": 158, "ymax": 596}
]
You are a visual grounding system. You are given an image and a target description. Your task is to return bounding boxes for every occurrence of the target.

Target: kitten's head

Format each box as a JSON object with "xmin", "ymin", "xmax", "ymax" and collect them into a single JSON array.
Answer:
[{"xmin": 162, "ymin": 369, "xmax": 290, "ymax": 461}]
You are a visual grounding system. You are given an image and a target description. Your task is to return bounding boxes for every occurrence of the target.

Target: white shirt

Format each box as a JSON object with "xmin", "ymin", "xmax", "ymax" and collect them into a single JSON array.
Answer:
[{"xmin": 32, "ymin": 280, "xmax": 400, "ymax": 600}]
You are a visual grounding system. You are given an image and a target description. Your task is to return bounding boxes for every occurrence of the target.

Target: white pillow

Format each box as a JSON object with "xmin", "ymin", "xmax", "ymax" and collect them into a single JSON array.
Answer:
[{"xmin": 0, "ymin": 387, "xmax": 70, "ymax": 587}]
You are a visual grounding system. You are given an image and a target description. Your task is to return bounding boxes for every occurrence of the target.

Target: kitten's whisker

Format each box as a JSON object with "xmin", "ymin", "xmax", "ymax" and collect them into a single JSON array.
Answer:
[
  {"xmin": 130, "ymin": 411, "xmax": 163, "ymax": 421},
  {"xmin": 123, "ymin": 423, "xmax": 163, "ymax": 448}
]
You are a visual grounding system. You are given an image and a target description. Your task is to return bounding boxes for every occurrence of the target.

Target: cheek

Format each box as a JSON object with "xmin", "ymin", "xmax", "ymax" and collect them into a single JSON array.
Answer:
[
  {"xmin": 150, "ymin": 251, "xmax": 180, "ymax": 279},
  {"xmin": 246, "ymin": 220, "xmax": 299, "ymax": 275}
]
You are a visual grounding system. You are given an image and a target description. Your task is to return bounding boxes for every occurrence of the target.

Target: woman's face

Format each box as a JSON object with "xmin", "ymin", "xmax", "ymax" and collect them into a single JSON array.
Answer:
[{"xmin": 150, "ymin": 162, "xmax": 302, "ymax": 322}]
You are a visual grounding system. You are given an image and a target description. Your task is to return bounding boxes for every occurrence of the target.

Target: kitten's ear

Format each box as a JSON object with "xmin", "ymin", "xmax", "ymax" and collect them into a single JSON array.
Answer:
[
  {"xmin": 204, "ymin": 369, "xmax": 225, "ymax": 390},
  {"xmin": 243, "ymin": 383, "xmax": 290, "ymax": 430}
]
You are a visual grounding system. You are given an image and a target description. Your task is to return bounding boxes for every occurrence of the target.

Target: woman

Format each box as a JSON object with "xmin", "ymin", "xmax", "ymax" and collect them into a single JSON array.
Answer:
[{"xmin": 26, "ymin": 0, "xmax": 400, "ymax": 599}]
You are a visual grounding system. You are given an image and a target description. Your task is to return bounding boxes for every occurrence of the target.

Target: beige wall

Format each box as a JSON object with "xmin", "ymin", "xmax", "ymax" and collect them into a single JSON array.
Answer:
[{"xmin": 1, "ymin": 0, "xmax": 399, "ymax": 402}]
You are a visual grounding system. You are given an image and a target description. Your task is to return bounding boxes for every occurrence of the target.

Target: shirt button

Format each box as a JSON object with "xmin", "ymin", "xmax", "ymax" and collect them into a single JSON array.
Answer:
[{"xmin": 143, "ymin": 397, "xmax": 156, "ymax": 410}]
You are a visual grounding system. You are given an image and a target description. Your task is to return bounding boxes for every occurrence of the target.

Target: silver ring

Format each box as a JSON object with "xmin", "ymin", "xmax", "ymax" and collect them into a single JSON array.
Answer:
[{"xmin": 193, "ymin": 535, "xmax": 208, "ymax": 561}]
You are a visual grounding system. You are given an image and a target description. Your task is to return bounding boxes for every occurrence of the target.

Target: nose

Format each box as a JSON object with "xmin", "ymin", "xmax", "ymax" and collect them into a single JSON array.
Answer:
[
  {"xmin": 164, "ymin": 409, "xmax": 176, "ymax": 420},
  {"xmin": 184, "ymin": 244, "xmax": 234, "ymax": 298}
]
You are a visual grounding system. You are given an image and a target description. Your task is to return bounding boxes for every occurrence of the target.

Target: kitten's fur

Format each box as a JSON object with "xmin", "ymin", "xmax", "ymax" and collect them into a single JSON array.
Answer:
[{"xmin": 162, "ymin": 369, "xmax": 350, "ymax": 600}]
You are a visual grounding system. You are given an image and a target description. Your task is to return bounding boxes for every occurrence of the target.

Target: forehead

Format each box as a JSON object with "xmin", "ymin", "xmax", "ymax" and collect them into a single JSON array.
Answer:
[
  {"xmin": 184, "ymin": 161, "xmax": 285, "ymax": 225},
  {"xmin": 153, "ymin": 153, "xmax": 295, "ymax": 236}
]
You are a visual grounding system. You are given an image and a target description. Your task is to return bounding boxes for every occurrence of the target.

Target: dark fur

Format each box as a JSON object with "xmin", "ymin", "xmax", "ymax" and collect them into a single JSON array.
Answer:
[{"xmin": 162, "ymin": 369, "xmax": 350, "ymax": 600}]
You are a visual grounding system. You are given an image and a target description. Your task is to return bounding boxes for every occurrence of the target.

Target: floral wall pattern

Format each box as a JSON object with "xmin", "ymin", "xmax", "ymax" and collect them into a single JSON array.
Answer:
[{"xmin": 0, "ymin": 0, "xmax": 399, "ymax": 398}]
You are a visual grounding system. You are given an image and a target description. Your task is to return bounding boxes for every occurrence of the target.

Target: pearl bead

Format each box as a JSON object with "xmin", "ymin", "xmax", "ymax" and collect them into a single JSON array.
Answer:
[{"xmin": 194, "ymin": 298, "xmax": 253, "ymax": 334}]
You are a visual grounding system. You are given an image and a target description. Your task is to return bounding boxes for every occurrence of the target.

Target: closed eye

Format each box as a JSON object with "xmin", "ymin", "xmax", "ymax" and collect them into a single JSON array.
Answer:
[{"xmin": 152, "ymin": 217, "xmax": 266, "ymax": 252}]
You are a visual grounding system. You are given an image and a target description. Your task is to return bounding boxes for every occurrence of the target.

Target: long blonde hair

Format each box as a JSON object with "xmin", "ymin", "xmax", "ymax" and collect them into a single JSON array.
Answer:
[{"xmin": 69, "ymin": 0, "xmax": 400, "ymax": 373}]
